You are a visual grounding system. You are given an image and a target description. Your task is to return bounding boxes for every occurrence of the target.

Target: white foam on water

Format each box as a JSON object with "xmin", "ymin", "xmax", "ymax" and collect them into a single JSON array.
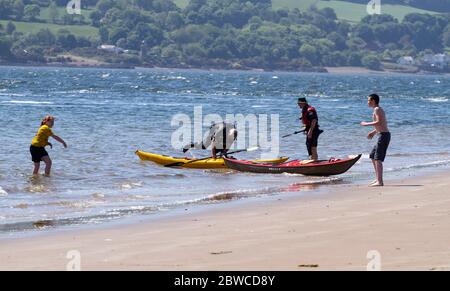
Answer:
[
  {"xmin": 0, "ymin": 187, "xmax": 8, "ymax": 197},
  {"xmin": 386, "ymin": 159, "xmax": 450, "ymax": 172},
  {"xmin": 2, "ymin": 100, "xmax": 53, "ymax": 105},
  {"xmin": 424, "ymin": 97, "xmax": 448, "ymax": 103},
  {"xmin": 0, "ymin": 93, "xmax": 26, "ymax": 96}
]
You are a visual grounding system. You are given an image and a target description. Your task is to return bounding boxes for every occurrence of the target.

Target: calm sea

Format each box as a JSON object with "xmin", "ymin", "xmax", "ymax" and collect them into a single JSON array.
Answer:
[{"xmin": 0, "ymin": 66, "xmax": 449, "ymax": 234}]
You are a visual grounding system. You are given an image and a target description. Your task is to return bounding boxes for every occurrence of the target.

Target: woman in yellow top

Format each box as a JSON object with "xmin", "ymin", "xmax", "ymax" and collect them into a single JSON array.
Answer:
[{"xmin": 30, "ymin": 116, "xmax": 67, "ymax": 176}]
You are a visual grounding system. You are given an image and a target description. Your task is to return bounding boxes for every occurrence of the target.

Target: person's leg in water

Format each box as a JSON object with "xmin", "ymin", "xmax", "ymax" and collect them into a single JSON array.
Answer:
[
  {"xmin": 370, "ymin": 159, "xmax": 378, "ymax": 185},
  {"xmin": 371, "ymin": 160, "xmax": 384, "ymax": 187},
  {"xmin": 33, "ymin": 162, "xmax": 40, "ymax": 175},
  {"xmin": 42, "ymin": 156, "xmax": 52, "ymax": 177}
]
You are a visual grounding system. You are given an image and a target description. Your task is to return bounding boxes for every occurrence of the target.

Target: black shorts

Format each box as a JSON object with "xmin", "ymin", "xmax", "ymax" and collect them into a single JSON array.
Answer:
[
  {"xmin": 370, "ymin": 132, "xmax": 391, "ymax": 162},
  {"xmin": 306, "ymin": 129, "xmax": 323, "ymax": 156},
  {"xmin": 30, "ymin": 145, "xmax": 49, "ymax": 163}
]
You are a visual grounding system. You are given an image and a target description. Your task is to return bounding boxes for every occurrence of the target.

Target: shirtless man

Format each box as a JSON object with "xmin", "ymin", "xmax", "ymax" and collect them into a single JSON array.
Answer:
[{"xmin": 360, "ymin": 94, "xmax": 391, "ymax": 187}]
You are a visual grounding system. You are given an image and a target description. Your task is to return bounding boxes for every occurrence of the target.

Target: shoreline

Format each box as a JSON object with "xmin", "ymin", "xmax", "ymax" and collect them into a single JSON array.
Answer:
[
  {"xmin": 1, "ymin": 169, "xmax": 449, "ymax": 271},
  {"xmin": 1, "ymin": 62, "xmax": 449, "ymax": 76}
]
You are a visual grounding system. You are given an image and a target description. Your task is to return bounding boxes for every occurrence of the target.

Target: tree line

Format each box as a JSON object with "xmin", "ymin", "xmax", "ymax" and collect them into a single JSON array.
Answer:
[{"xmin": 0, "ymin": 0, "xmax": 449, "ymax": 71}]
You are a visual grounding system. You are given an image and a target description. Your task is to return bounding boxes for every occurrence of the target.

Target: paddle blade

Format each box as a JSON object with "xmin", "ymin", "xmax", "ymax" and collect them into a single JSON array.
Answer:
[{"xmin": 246, "ymin": 147, "xmax": 259, "ymax": 152}]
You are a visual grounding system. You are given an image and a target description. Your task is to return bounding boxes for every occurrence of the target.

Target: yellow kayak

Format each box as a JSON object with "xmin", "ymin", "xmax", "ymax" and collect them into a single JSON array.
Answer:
[{"xmin": 136, "ymin": 150, "xmax": 289, "ymax": 169}]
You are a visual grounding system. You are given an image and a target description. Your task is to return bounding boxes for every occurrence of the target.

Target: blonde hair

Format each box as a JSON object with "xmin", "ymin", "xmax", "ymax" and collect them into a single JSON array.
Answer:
[{"xmin": 41, "ymin": 115, "xmax": 55, "ymax": 126}]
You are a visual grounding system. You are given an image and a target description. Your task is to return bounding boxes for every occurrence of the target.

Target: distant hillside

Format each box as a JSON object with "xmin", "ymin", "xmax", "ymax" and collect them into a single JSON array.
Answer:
[{"xmin": 1, "ymin": 0, "xmax": 449, "ymax": 73}]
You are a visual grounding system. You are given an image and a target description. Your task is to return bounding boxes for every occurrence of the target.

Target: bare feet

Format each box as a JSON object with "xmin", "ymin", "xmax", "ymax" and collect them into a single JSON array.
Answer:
[
  {"xmin": 369, "ymin": 182, "xmax": 384, "ymax": 187},
  {"xmin": 369, "ymin": 180, "xmax": 378, "ymax": 186}
]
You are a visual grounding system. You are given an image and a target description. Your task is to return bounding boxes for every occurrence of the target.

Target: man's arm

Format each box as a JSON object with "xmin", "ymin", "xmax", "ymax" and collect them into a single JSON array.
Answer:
[
  {"xmin": 308, "ymin": 119, "xmax": 317, "ymax": 138},
  {"xmin": 189, "ymin": 127, "xmax": 214, "ymax": 150},
  {"xmin": 361, "ymin": 108, "xmax": 381, "ymax": 126}
]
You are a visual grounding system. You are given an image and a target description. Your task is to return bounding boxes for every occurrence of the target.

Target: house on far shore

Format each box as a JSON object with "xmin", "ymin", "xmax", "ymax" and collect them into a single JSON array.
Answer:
[
  {"xmin": 420, "ymin": 53, "xmax": 450, "ymax": 70},
  {"xmin": 98, "ymin": 45, "xmax": 125, "ymax": 54},
  {"xmin": 397, "ymin": 56, "xmax": 415, "ymax": 66}
]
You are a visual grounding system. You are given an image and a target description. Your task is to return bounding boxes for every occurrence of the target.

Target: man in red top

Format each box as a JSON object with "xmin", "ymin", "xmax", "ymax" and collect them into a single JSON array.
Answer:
[{"xmin": 298, "ymin": 97, "xmax": 323, "ymax": 161}]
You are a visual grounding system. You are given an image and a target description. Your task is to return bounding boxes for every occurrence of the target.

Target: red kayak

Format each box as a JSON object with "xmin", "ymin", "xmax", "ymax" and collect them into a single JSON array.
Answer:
[{"xmin": 224, "ymin": 155, "xmax": 362, "ymax": 176}]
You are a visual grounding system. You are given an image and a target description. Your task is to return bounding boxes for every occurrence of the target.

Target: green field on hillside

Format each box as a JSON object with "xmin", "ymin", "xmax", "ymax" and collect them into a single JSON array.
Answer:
[
  {"xmin": 271, "ymin": 0, "xmax": 438, "ymax": 22},
  {"xmin": 173, "ymin": 0, "xmax": 439, "ymax": 22},
  {"xmin": 0, "ymin": 20, "xmax": 98, "ymax": 37},
  {"xmin": 173, "ymin": 0, "xmax": 189, "ymax": 9},
  {"xmin": 39, "ymin": 6, "xmax": 94, "ymax": 22}
]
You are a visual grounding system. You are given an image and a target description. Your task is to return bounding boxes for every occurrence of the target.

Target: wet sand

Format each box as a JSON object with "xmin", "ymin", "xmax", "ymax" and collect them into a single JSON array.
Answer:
[{"xmin": 0, "ymin": 172, "xmax": 449, "ymax": 271}]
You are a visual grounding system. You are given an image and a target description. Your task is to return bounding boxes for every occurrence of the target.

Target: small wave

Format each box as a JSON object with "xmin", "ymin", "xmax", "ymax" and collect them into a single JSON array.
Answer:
[
  {"xmin": 92, "ymin": 193, "xmax": 105, "ymax": 199},
  {"xmin": 120, "ymin": 181, "xmax": 143, "ymax": 190},
  {"xmin": 142, "ymin": 173, "xmax": 187, "ymax": 180},
  {"xmin": 0, "ymin": 93, "xmax": 26, "ymax": 97},
  {"xmin": 421, "ymin": 97, "xmax": 448, "ymax": 103},
  {"xmin": 101, "ymin": 73, "xmax": 110, "ymax": 78},
  {"xmin": 252, "ymin": 105, "xmax": 269, "ymax": 108},
  {"xmin": 386, "ymin": 159, "xmax": 450, "ymax": 172},
  {"xmin": 390, "ymin": 152, "xmax": 449, "ymax": 158},
  {"xmin": 201, "ymin": 178, "xmax": 343, "ymax": 202},
  {"xmin": 2, "ymin": 100, "xmax": 53, "ymax": 105},
  {"xmin": 151, "ymin": 103, "xmax": 179, "ymax": 107},
  {"xmin": 0, "ymin": 187, "xmax": 8, "ymax": 197},
  {"xmin": 24, "ymin": 184, "xmax": 50, "ymax": 193},
  {"xmin": 161, "ymin": 76, "xmax": 187, "ymax": 81}
]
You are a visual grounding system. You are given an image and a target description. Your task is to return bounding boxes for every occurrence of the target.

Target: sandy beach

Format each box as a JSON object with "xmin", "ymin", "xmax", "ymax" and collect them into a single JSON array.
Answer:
[{"xmin": 0, "ymin": 171, "xmax": 449, "ymax": 271}]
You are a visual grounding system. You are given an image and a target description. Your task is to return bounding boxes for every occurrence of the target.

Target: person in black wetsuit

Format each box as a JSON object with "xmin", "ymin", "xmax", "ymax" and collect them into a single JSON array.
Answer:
[{"xmin": 183, "ymin": 122, "xmax": 238, "ymax": 159}]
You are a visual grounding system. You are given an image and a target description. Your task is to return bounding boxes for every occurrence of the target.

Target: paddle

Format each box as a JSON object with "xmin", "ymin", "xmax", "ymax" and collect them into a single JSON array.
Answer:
[
  {"xmin": 164, "ymin": 147, "xmax": 260, "ymax": 168},
  {"xmin": 282, "ymin": 129, "xmax": 306, "ymax": 138}
]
